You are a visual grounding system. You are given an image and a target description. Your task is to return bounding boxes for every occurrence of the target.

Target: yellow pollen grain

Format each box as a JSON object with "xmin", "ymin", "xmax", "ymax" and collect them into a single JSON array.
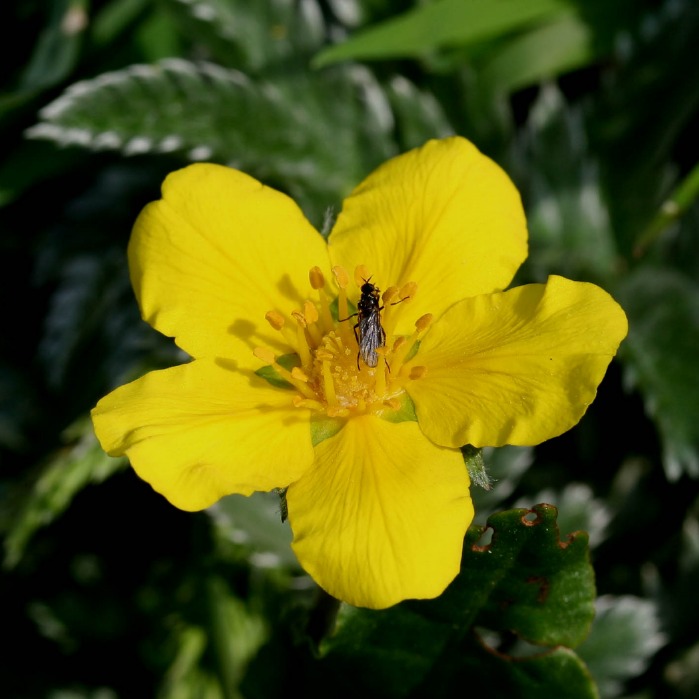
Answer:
[
  {"xmin": 409, "ymin": 365, "xmax": 428, "ymax": 380},
  {"xmin": 309, "ymin": 266, "xmax": 325, "ymax": 290}
]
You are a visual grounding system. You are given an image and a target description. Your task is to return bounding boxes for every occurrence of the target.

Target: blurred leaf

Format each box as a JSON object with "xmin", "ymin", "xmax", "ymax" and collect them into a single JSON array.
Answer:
[
  {"xmin": 3, "ymin": 420, "xmax": 126, "ymax": 568},
  {"xmin": 513, "ymin": 83, "xmax": 618, "ymax": 282},
  {"xmin": 471, "ymin": 445, "xmax": 533, "ymax": 517},
  {"xmin": 479, "ymin": 11, "xmax": 594, "ymax": 94},
  {"xmin": 592, "ymin": 3, "xmax": 699, "ymax": 252},
  {"xmin": 19, "ymin": 0, "xmax": 88, "ymax": 92},
  {"xmin": 515, "ymin": 483, "xmax": 612, "ymax": 548},
  {"xmin": 578, "ymin": 595, "xmax": 666, "ymax": 698},
  {"xmin": 313, "ymin": 0, "xmax": 572, "ymax": 67},
  {"xmin": 209, "ymin": 492, "xmax": 300, "ymax": 571},
  {"xmin": 383, "ymin": 74, "xmax": 454, "ymax": 148},
  {"xmin": 318, "ymin": 504, "xmax": 595, "ymax": 696},
  {"xmin": 163, "ymin": 0, "xmax": 326, "ymax": 72},
  {"xmin": 25, "ymin": 58, "xmax": 397, "ymax": 224},
  {"xmin": 617, "ymin": 267, "xmax": 699, "ymax": 479}
]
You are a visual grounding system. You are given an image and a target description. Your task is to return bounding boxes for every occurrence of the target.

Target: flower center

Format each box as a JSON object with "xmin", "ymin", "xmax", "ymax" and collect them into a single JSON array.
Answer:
[{"xmin": 253, "ymin": 265, "xmax": 432, "ymax": 418}]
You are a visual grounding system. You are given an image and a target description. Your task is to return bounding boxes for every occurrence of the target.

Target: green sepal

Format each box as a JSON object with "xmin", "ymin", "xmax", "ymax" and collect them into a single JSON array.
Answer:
[
  {"xmin": 310, "ymin": 415, "xmax": 346, "ymax": 447},
  {"xmin": 379, "ymin": 391, "xmax": 418, "ymax": 424},
  {"xmin": 461, "ymin": 444, "xmax": 492, "ymax": 490}
]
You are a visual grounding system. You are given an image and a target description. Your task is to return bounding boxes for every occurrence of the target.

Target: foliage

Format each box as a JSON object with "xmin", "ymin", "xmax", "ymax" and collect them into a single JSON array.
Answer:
[{"xmin": 2, "ymin": 0, "xmax": 699, "ymax": 696}]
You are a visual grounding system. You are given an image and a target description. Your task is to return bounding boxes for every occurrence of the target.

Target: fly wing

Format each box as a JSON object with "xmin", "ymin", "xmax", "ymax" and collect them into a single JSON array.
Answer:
[{"xmin": 358, "ymin": 312, "xmax": 386, "ymax": 368}]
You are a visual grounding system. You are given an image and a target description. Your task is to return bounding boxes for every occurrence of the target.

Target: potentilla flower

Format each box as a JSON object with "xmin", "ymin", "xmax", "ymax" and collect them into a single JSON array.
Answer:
[{"xmin": 91, "ymin": 137, "xmax": 627, "ymax": 609}]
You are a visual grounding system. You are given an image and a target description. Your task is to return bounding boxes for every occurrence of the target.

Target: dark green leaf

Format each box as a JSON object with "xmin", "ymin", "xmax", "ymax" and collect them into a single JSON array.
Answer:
[
  {"xmin": 319, "ymin": 505, "xmax": 595, "ymax": 696},
  {"xmin": 3, "ymin": 420, "xmax": 126, "ymax": 568},
  {"xmin": 616, "ymin": 267, "xmax": 699, "ymax": 479},
  {"xmin": 25, "ymin": 58, "xmax": 397, "ymax": 224}
]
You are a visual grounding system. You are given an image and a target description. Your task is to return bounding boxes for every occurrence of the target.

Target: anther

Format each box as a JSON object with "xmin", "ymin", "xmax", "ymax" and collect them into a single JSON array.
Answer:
[
  {"xmin": 415, "ymin": 313, "xmax": 433, "ymax": 333},
  {"xmin": 332, "ymin": 266, "xmax": 349, "ymax": 289},
  {"xmin": 304, "ymin": 300, "xmax": 319, "ymax": 325},
  {"xmin": 399, "ymin": 281, "xmax": 417, "ymax": 301},
  {"xmin": 409, "ymin": 365, "xmax": 428, "ymax": 380},
  {"xmin": 309, "ymin": 266, "xmax": 325, "ymax": 290},
  {"xmin": 265, "ymin": 310, "xmax": 285, "ymax": 330},
  {"xmin": 291, "ymin": 367, "xmax": 309, "ymax": 382},
  {"xmin": 382, "ymin": 286, "xmax": 399, "ymax": 305}
]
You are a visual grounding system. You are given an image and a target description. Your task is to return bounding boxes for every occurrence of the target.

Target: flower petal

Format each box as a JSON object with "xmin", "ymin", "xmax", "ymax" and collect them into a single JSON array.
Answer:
[
  {"xmin": 406, "ymin": 275, "xmax": 628, "ymax": 448},
  {"xmin": 287, "ymin": 415, "xmax": 473, "ymax": 609},
  {"xmin": 130, "ymin": 163, "xmax": 329, "ymax": 359},
  {"xmin": 327, "ymin": 137, "xmax": 527, "ymax": 334},
  {"xmin": 91, "ymin": 358, "xmax": 314, "ymax": 510}
]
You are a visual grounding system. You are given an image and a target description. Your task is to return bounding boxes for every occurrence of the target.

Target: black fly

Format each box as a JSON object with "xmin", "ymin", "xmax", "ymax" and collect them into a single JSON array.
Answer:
[{"xmin": 341, "ymin": 278, "xmax": 406, "ymax": 369}]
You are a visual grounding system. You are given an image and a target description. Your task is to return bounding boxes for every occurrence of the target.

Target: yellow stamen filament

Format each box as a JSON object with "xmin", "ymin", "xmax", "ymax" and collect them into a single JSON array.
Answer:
[
  {"xmin": 255, "ymin": 261, "xmax": 432, "ymax": 420},
  {"xmin": 374, "ymin": 349, "xmax": 388, "ymax": 396},
  {"xmin": 253, "ymin": 347, "xmax": 317, "ymax": 399},
  {"xmin": 292, "ymin": 395, "xmax": 325, "ymax": 411},
  {"xmin": 290, "ymin": 312, "xmax": 312, "ymax": 366},
  {"xmin": 393, "ymin": 313, "xmax": 433, "ymax": 373},
  {"xmin": 333, "ymin": 265, "xmax": 353, "ymax": 345},
  {"xmin": 321, "ymin": 361, "xmax": 338, "ymax": 406},
  {"xmin": 291, "ymin": 367, "xmax": 309, "ymax": 382}
]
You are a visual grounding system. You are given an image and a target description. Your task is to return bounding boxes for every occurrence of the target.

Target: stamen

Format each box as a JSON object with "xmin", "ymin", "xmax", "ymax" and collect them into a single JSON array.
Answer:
[
  {"xmin": 291, "ymin": 367, "xmax": 309, "ymax": 382},
  {"xmin": 265, "ymin": 310, "xmax": 298, "ymax": 347},
  {"xmin": 300, "ymin": 302, "xmax": 323, "ymax": 345},
  {"xmin": 265, "ymin": 310, "xmax": 285, "ymax": 330},
  {"xmin": 393, "ymin": 313, "xmax": 433, "ymax": 373},
  {"xmin": 292, "ymin": 395, "xmax": 325, "ymax": 411},
  {"xmin": 310, "ymin": 266, "xmax": 334, "ymax": 331},
  {"xmin": 374, "ymin": 349, "xmax": 388, "ymax": 397},
  {"xmin": 400, "ymin": 281, "xmax": 418, "ymax": 301},
  {"xmin": 309, "ymin": 266, "xmax": 325, "ymax": 290},
  {"xmin": 321, "ymin": 361, "xmax": 338, "ymax": 406},
  {"xmin": 253, "ymin": 347, "xmax": 317, "ymax": 399},
  {"xmin": 409, "ymin": 365, "xmax": 428, "ymax": 380},
  {"xmin": 291, "ymin": 312, "xmax": 312, "ymax": 366},
  {"xmin": 333, "ymin": 265, "xmax": 353, "ymax": 345}
]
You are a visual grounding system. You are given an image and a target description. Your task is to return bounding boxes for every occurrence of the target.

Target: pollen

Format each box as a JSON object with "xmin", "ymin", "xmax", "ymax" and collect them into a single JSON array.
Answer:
[{"xmin": 253, "ymin": 265, "xmax": 429, "ymax": 418}]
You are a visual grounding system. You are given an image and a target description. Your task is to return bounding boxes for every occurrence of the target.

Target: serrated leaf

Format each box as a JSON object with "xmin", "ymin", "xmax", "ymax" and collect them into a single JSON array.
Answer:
[
  {"xmin": 513, "ymin": 83, "xmax": 618, "ymax": 281},
  {"xmin": 26, "ymin": 58, "xmax": 397, "ymax": 224},
  {"xmin": 577, "ymin": 595, "xmax": 666, "ymax": 699},
  {"xmin": 318, "ymin": 504, "xmax": 595, "ymax": 696},
  {"xmin": 616, "ymin": 267, "xmax": 699, "ymax": 479},
  {"xmin": 164, "ymin": 0, "xmax": 326, "ymax": 72},
  {"xmin": 313, "ymin": 0, "xmax": 572, "ymax": 67},
  {"xmin": 3, "ymin": 420, "xmax": 127, "ymax": 568}
]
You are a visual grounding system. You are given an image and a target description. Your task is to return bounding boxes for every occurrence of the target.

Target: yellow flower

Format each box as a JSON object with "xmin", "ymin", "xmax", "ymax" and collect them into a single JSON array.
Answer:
[{"xmin": 91, "ymin": 137, "xmax": 627, "ymax": 609}]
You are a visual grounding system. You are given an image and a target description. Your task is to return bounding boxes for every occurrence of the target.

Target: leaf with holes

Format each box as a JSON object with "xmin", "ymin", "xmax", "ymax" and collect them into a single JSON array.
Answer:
[{"xmin": 314, "ymin": 504, "xmax": 597, "ymax": 698}]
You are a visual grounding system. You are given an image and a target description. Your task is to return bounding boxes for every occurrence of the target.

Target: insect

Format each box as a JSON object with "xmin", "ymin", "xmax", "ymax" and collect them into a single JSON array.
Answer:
[{"xmin": 341, "ymin": 278, "xmax": 407, "ymax": 369}]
